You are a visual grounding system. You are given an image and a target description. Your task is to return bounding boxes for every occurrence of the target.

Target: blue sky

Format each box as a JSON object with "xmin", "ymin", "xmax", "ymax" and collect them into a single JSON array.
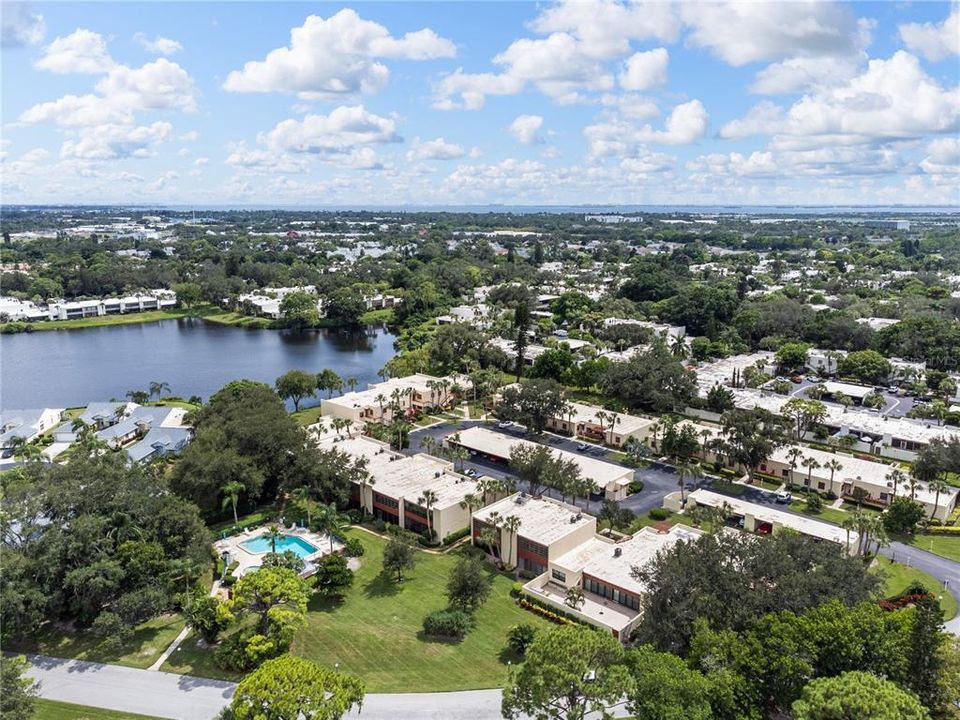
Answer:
[{"xmin": 2, "ymin": 1, "xmax": 958, "ymax": 206}]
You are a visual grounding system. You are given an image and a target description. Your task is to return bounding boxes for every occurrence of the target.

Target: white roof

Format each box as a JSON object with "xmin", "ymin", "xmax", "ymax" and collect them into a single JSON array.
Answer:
[
  {"xmin": 554, "ymin": 400, "xmax": 656, "ymax": 437},
  {"xmin": 452, "ymin": 426, "xmax": 633, "ymax": 490},
  {"xmin": 316, "ymin": 434, "xmax": 482, "ymax": 509},
  {"xmin": 553, "ymin": 525, "xmax": 703, "ymax": 596},
  {"xmin": 323, "ymin": 373, "xmax": 466, "ymax": 412},
  {"xmin": 474, "ymin": 493, "xmax": 594, "ymax": 546},
  {"xmin": 822, "ymin": 380, "xmax": 874, "ymax": 399},
  {"xmin": 687, "ymin": 489, "xmax": 856, "ymax": 546}
]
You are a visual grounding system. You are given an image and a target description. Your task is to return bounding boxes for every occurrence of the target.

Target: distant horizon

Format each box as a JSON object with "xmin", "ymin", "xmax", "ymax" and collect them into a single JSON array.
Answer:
[{"xmin": 3, "ymin": 202, "xmax": 959, "ymax": 216}]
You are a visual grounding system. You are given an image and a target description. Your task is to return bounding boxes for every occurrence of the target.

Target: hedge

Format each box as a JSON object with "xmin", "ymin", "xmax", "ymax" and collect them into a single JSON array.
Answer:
[
  {"xmin": 922, "ymin": 526, "xmax": 960, "ymax": 536},
  {"xmin": 517, "ymin": 598, "xmax": 577, "ymax": 626},
  {"xmin": 442, "ymin": 527, "xmax": 470, "ymax": 546}
]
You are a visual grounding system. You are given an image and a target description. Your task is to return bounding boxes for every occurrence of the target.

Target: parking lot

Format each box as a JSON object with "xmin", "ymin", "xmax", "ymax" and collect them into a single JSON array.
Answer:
[
  {"xmin": 778, "ymin": 376, "xmax": 922, "ymax": 419},
  {"xmin": 406, "ymin": 420, "xmax": 682, "ymax": 516}
]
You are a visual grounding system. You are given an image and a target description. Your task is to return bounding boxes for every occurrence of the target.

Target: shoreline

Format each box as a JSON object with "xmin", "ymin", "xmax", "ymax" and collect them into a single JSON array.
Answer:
[{"xmin": 0, "ymin": 305, "xmax": 394, "ymax": 334}]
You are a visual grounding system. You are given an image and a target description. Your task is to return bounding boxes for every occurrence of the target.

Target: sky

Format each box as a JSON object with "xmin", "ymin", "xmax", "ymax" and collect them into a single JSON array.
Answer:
[{"xmin": 1, "ymin": 0, "xmax": 958, "ymax": 207}]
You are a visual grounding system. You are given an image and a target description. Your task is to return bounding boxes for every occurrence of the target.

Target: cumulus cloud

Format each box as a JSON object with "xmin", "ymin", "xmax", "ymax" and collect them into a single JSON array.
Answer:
[
  {"xmin": 258, "ymin": 105, "xmax": 400, "ymax": 154},
  {"xmin": 530, "ymin": 0, "xmax": 681, "ymax": 55},
  {"xmin": 225, "ymin": 143, "xmax": 309, "ymax": 173},
  {"xmin": 688, "ymin": 145, "xmax": 908, "ymax": 179},
  {"xmin": 21, "ymin": 58, "xmax": 197, "ymax": 126},
  {"xmin": 508, "ymin": 115, "xmax": 544, "ymax": 144},
  {"xmin": 920, "ymin": 137, "xmax": 960, "ymax": 175},
  {"xmin": 899, "ymin": 9, "xmax": 959, "ymax": 62},
  {"xmin": 585, "ymin": 99, "xmax": 707, "ymax": 159},
  {"xmin": 1, "ymin": 2, "xmax": 45, "ymax": 46},
  {"xmin": 223, "ymin": 10, "xmax": 454, "ymax": 98},
  {"xmin": 680, "ymin": 1, "xmax": 866, "ymax": 66},
  {"xmin": 435, "ymin": 0, "xmax": 679, "ymax": 110},
  {"xmin": 619, "ymin": 48, "xmax": 668, "ymax": 91},
  {"xmin": 35, "ymin": 28, "xmax": 114, "ymax": 74},
  {"xmin": 134, "ymin": 32, "xmax": 182, "ymax": 56},
  {"xmin": 720, "ymin": 52, "xmax": 960, "ymax": 148},
  {"xmin": 600, "ymin": 93, "xmax": 660, "ymax": 119},
  {"xmin": 405, "ymin": 137, "xmax": 465, "ymax": 161},
  {"xmin": 59, "ymin": 121, "xmax": 173, "ymax": 160}
]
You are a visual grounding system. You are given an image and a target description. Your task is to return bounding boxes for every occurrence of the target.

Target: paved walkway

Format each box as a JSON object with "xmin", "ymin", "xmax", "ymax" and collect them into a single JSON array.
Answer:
[{"xmin": 24, "ymin": 654, "xmax": 514, "ymax": 719}]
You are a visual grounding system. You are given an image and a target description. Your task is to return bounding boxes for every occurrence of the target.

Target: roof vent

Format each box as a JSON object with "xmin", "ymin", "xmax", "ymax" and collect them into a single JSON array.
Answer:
[
  {"xmin": 614, "ymin": 547, "xmax": 622, "ymax": 558},
  {"xmin": 570, "ymin": 514, "xmax": 579, "ymax": 523}
]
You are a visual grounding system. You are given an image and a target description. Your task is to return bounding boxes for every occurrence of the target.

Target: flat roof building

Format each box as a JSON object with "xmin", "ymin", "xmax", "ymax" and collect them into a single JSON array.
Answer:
[
  {"xmin": 450, "ymin": 425, "xmax": 635, "ymax": 500},
  {"xmin": 522, "ymin": 525, "xmax": 703, "ymax": 640},
  {"xmin": 321, "ymin": 373, "xmax": 468, "ymax": 424},
  {"xmin": 316, "ymin": 433, "xmax": 488, "ymax": 542},
  {"xmin": 472, "ymin": 493, "xmax": 596, "ymax": 574}
]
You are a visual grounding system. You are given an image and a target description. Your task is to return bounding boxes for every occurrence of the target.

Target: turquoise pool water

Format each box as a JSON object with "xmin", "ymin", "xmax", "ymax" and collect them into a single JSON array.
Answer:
[{"xmin": 240, "ymin": 534, "xmax": 319, "ymax": 558}]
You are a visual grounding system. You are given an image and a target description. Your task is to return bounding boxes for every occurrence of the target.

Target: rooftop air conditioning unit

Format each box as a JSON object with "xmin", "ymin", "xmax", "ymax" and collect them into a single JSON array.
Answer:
[
  {"xmin": 570, "ymin": 515, "xmax": 578, "ymax": 523},
  {"xmin": 614, "ymin": 547, "xmax": 623, "ymax": 558},
  {"xmin": 435, "ymin": 472, "xmax": 441, "ymax": 478}
]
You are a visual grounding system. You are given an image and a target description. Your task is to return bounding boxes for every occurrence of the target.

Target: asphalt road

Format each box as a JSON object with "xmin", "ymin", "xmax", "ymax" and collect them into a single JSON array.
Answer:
[{"xmin": 23, "ymin": 654, "xmax": 632, "ymax": 720}]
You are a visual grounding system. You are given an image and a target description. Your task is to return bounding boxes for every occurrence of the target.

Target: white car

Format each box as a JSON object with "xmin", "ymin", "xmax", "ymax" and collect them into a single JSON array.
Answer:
[
  {"xmin": 774, "ymin": 491, "xmax": 792, "ymax": 504},
  {"xmin": 496, "ymin": 421, "xmax": 512, "ymax": 429}
]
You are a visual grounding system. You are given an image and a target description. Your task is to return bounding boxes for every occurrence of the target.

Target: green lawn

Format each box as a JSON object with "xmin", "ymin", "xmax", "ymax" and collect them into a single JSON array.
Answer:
[
  {"xmin": 164, "ymin": 530, "xmax": 552, "ymax": 691},
  {"xmin": 13, "ymin": 614, "xmax": 184, "ymax": 669},
  {"xmin": 872, "ymin": 557, "xmax": 957, "ymax": 620},
  {"xmin": 787, "ymin": 501, "xmax": 850, "ymax": 526},
  {"xmin": 902, "ymin": 533, "xmax": 960, "ymax": 563},
  {"xmin": 33, "ymin": 699, "xmax": 169, "ymax": 720},
  {"xmin": 28, "ymin": 308, "xmax": 195, "ymax": 331},
  {"xmin": 291, "ymin": 405, "xmax": 326, "ymax": 427}
]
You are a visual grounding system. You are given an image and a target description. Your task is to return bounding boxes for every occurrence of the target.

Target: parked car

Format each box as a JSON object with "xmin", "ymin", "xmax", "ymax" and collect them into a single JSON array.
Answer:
[
  {"xmin": 576, "ymin": 442, "xmax": 589, "ymax": 451},
  {"xmin": 888, "ymin": 386, "xmax": 900, "ymax": 394},
  {"xmin": 790, "ymin": 375, "xmax": 804, "ymax": 383},
  {"xmin": 774, "ymin": 491, "xmax": 792, "ymax": 504},
  {"xmin": 496, "ymin": 421, "xmax": 512, "ymax": 429},
  {"xmin": 464, "ymin": 468, "xmax": 477, "ymax": 477}
]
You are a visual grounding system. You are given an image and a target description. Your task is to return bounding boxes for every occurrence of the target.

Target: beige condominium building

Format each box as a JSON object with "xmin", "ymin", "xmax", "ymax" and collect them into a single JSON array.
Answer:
[
  {"xmin": 472, "ymin": 493, "xmax": 597, "ymax": 575},
  {"xmin": 542, "ymin": 400, "xmax": 657, "ymax": 447},
  {"xmin": 320, "ymin": 373, "xmax": 467, "ymax": 424},
  {"xmin": 522, "ymin": 524, "xmax": 704, "ymax": 641},
  {"xmin": 318, "ymin": 433, "xmax": 487, "ymax": 542}
]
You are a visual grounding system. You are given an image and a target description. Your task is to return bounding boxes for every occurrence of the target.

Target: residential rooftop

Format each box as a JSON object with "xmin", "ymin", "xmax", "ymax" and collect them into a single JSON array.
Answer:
[{"xmin": 474, "ymin": 493, "xmax": 594, "ymax": 546}]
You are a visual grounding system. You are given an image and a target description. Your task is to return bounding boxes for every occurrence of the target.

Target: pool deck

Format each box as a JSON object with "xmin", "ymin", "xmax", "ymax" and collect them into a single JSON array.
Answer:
[{"xmin": 214, "ymin": 525, "xmax": 344, "ymax": 578}]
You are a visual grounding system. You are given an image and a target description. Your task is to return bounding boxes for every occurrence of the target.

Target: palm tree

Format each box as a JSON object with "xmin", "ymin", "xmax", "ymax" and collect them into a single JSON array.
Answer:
[
  {"xmin": 886, "ymin": 468, "xmax": 906, "ymax": 499},
  {"xmin": 419, "ymin": 435, "xmax": 436, "ymax": 456},
  {"xmin": 801, "ymin": 456, "xmax": 821, "ymax": 494},
  {"xmin": 418, "ymin": 489, "xmax": 439, "ymax": 541},
  {"xmin": 841, "ymin": 514, "xmax": 857, "ymax": 555},
  {"xmin": 928, "ymin": 478, "xmax": 949, "ymax": 520},
  {"xmin": 824, "ymin": 458, "xmax": 844, "ymax": 494},
  {"xmin": 314, "ymin": 503, "xmax": 346, "ymax": 552},
  {"xmin": 264, "ymin": 524, "xmax": 283, "ymax": 554},
  {"xmin": 221, "ymin": 480, "xmax": 244, "ymax": 526},
  {"xmin": 290, "ymin": 486, "xmax": 318, "ymax": 527},
  {"xmin": 148, "ymin": 380, "xmax": 170, "ymax": 401},
  {"xmin": 346, "ymin": 377, "xmax": 358, "ymax": 393},
  {"xmin": 907, "ymin": 474, "xmax": 921, "ymax": 500},
  {"xmin": 375, "ymin": 393, "xmax": 387, "ymax": 419},
  {"xmin": 166, "ymin": 557, "xmax": 202, "ymax": 596},
  {"xmin": 358, "ymin": 472, "xmax": 376, "ymax": 518},
  {"xmin": 460, "ymin": 493, "xmax": 483, "ymax": 527},
  {"xmin": 675, "ymin": 459, "xmax": 700, "ymax": 506},
  {"xmin": 670, "ymin": 333, "xmax": 687, "ymax": 358},
  {"xmin": 787, "ymin": 447, "xmax": 803, "ymax": 486}
]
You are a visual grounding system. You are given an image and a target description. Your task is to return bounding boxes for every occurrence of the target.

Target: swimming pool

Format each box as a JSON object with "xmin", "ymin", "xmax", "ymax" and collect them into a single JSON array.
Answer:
[{"xmin": 240, "ymin": 534, "xmax": 320, "ymax": 559}]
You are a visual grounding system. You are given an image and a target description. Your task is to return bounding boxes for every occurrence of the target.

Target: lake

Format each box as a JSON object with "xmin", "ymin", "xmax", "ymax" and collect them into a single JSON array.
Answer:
[{"xmin": 1, "ymin": 319, "xmax": 397, "ymax": 409}]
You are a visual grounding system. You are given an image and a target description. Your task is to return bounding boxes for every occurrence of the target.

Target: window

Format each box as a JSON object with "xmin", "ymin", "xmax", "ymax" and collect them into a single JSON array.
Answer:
[
  {"xmin": 518, "ymin": 537, "xmax": 548, "ymax": 558},
  {"xmin": 583, "ymin": 576, "xmax": 640, "ymax": 611},
  {"xmin": 552, "ymin": 569, "xmax": 566, "ymax": 583},
  {"xmin": 818, "ymin": 482, "xmax": 825, "ymax": 490},
  {"xmin": 372, "ymin": 492, "xmax": 399, "ymax": 509}
]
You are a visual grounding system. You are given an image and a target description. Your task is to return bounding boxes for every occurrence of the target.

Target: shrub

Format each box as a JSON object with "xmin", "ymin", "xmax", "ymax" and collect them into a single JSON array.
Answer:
[
  {"xmin": 805, "ymin": 494, "xmax": 823, "ymax": 512},
  {"xmin": 91, "ymin": 612, "xmax": 132, "ymax": 653},
  {"xmin": 343, "ymin": 537, "xmax": 365, "ymax": 557},
  {"xmin": 422, "ymin": 609, "xmax": 473, "ymax": 639},
  {"xmin": 649, "ymin": 508, "xmax": 670, "ymax": 521},
  {"xmin": 506, "ymin": 623, "xmax": 539, "ymax": 657},
  {"xmin": 371, "ymin": 519, "xmax": 387, "ymax": 533},
  {"xmin": 442, "ymin": 527, "xmax": 470, "ymax": 546},
  {"xmin": 517, "ymin": 598, "xmax": 576, "ymax": 625},
  {"xmin": 510, "ymin": 582, "xmax": 524, "ymax": 598},
  {"xmin": 628, "ymin": 479, "xmax": 645, "ymax": 494}
]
